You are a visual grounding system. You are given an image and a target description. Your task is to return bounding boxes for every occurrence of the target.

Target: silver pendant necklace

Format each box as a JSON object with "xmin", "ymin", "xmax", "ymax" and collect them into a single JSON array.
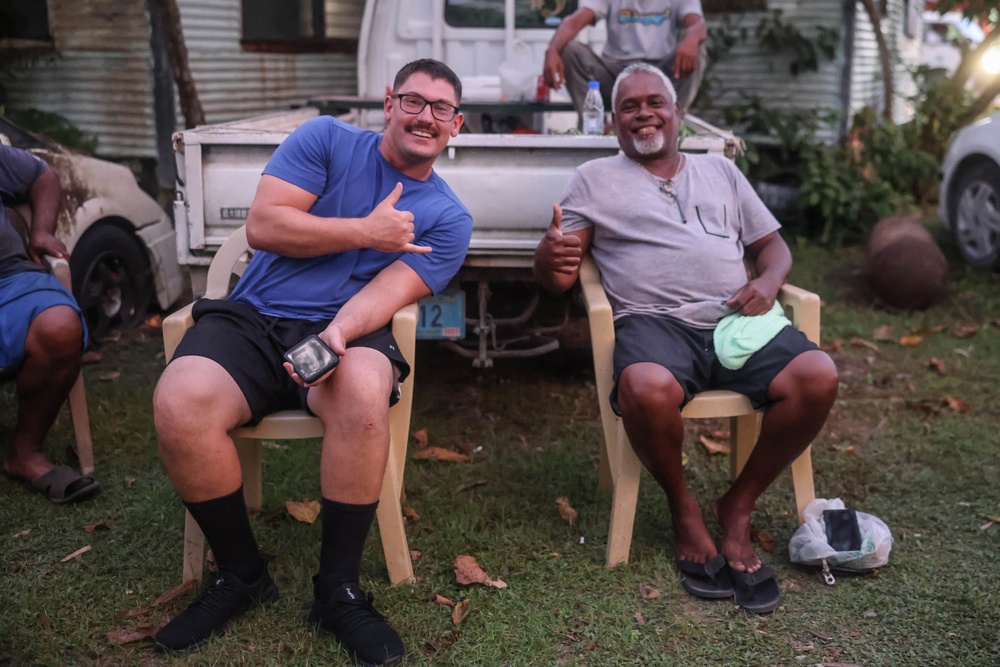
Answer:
[{"xmin": 632, "ymin": 154, "xmax": 687, "ymax": 223}]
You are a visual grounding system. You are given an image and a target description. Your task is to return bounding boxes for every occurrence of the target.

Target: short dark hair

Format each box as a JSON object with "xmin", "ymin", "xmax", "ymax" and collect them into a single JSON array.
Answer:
[{"xmin": 392, "ymin": 59, "xmax": 462, "ymax": 104}]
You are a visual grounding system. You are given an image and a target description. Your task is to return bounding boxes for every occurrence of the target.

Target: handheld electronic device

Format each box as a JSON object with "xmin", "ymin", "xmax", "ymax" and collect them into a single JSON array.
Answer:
[{"xmin": 284, "ymin": 335, "xmax": 340, "ymax": 384}]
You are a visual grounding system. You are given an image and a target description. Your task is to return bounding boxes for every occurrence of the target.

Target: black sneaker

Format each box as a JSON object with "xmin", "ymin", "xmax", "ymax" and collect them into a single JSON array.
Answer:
[
  {"xmin": 308, "ymin": 578, "xmax": 405, "ymax": 667},
  {"xmin": 154, "ymin": 567, "xmax": 279, "ymax": 653}
]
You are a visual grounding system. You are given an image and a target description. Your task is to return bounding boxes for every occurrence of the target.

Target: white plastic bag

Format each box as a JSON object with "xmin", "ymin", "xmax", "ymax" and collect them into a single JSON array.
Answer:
[
  {"xmin": 788, "ymin": 498, "xmax": 893, "ymax": 583},
  {"xmin": 498, "ymin": 41, "xmax": 540, "ymax": 102}
]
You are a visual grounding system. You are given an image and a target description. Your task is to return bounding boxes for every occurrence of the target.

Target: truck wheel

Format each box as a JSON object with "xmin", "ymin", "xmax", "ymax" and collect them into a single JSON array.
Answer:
[
  {"xmin": 69, "ymin": 225, "xmax": 153, "ymax": 339},
  {"xmin": 949, "ymin": 161, "xmax": 1000, "ymax": 269}
]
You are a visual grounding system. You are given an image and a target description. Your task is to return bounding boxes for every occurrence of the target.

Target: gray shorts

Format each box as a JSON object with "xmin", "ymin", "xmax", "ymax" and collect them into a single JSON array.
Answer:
[
  {"xmin": 171, "ymin": 298, "xmax": 409, "ymax": 426},
  {"xmin": 610, "ymin": 313, "xmax": 818, "ymax": 416}
]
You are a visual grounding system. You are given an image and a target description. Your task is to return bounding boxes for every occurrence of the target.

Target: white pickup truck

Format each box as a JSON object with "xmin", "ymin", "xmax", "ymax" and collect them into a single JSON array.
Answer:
[{"xmin": 173, "ymin": 0, "xmax": 738, "ymax": 366}]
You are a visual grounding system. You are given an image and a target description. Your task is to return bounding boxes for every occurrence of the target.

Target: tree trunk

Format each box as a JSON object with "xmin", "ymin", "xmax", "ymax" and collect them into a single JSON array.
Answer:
[
  {"xmin": 150, "ymin": 0, "xmax": 204, "ymax": 128},
  {"xmin": 857, "ymin": 0, "xmax": 894, "ymax": 121},
  {"xmin": 960, "ymin": 75, "xmax": 1000, "ymax": 126}
]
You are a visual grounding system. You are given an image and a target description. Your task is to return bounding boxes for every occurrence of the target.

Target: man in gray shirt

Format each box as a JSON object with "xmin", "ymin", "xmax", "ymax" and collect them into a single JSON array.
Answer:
[
  {"xmin": 534, "ymin": 63, "xmax": 838, "ymax": 613},
  {"xmin": 543, "ymin": 0, "xmax": 707, "ymax": 116}
]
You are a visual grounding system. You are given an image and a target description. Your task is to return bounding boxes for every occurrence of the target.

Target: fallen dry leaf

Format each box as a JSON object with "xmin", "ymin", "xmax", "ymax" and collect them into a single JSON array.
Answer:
[
  {"xmin": 849, "ymin": 337, "xmax": 879, "ymax": 351},
  {"xmin": 106, "ymin": 624, "xmax": 158, "ymax": 645},
  {"xmin": 555, "ymin": 497, "xmax": 578, "ymax": 527},
  {"xmin": 12, "ymin": 529, "xmax": 30, "ymax": 539},
  {"xmin": 451, "ymin": 598, "xmax": 471, "ymax": 625},
  {"xmin": 60, "ymin": 545, "xmax": 92, "ymax": 562},
  {"xmin": 982, "ymin": 514, "xmax": 1000, "ymax": 524},
  {"xmin": 81, "ymin": 350, "xmax": 102, "ymax": 364},
  {"xmin": 752, "ymin": 528, "xmax": 775, "ymax": 553},
  {"xmin": 403, "ymin": 506, "xmax": 421, "ymax": 522},
  {"xmin": 821, "ymin": 339, "xmax": 843, "ymax": 353},
  {"xmin": 898, "ymin": 335, "xmax": 923, "ymax": 348},
  {"xmin": 411, "ymin": 447, "xmax": 469, "ymax": 462},
  {"xmin": 433, "ymin": 594, "xmax": 455, "ymax": 607},
  {"xmin": 83, "ymin": 521, "xmax": 109, "ymax": 533},
  {"xmin": 411, "ymin": 428, "xmax": 429, "ymax": 448},
  {"xmin": 152, "ymin": 579, "xmax": 197, "ymax": 607},
  {"xmin": 705, "ymin": 428, "xmax": 730, "ymax": 441},
  {"xmin": 952, "ymin": 325, "xmax": 978, "ymax": 339},
  {"xmin": 872, "ymin": 325, "xmax": 894, "ymax": 341},
  {"xmin": 98, "ymin": 371, "xmax": 121, "ymax": 381},
  {"xmin": 925, "ymin": 358, "xmax": 948, "ymax": 375},
  {"xmin": 410, "ymin": 550, "xmax": 422, "ymax": 561},
  {"xmin": 911, "ymin": 325, "xmax": 945, "ymax": 335},
  {"xmin": 285, "ymin": 499, "xmax": 321, "ymax": 524},
  {"xmin": 699, "ymin": 434, "xmax": 730, "ymax": 455},
  {"xmin": 638, "ymin": 583, "xmax": 660, "ymax": 600},
  {"xmin": 941, "ymin": 396, "xmax": 972, "ymax": 413},
  {"xmin": 454, "ymin": 555, "xmax": 507, "ymax": 588},
  {"xmin": 634, "ymin": 612, "xmax": 645, "ymax": 624},
  {"xmin": 906, "ymin": 399, "xmax": 941, "ymax": 415},
  {"xmin": 979, "ymin": 521, "xmax": 995, "ymax": 531}
]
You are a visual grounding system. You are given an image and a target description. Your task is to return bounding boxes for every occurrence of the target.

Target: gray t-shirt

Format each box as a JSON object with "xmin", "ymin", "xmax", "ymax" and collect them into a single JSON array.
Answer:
[
  {"xmin": 560, "ymin": 152, "xmax": 781, "ymax": 328},
  {"xmin": 0, "ymin": 145, "xmax": 49, "ymax": 277},
  {"xmin": 580, "ymin": 0, "xmax": 703, "ymax": 62}
]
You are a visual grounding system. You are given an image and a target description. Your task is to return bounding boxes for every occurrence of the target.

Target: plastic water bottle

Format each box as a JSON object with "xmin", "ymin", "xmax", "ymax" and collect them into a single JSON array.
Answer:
[{"xmin": 582, "ymin": 80, "xmax": 604, "ymax": 135}]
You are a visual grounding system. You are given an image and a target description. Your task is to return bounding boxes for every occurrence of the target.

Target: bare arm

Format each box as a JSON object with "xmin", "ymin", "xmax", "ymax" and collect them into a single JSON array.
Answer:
[
  {"xmin": 245, "ymin": 176, "xmax": 431, "ymax": 257},
  {"xmin": 533, "ymin": 203, "xmax": 594, "ymax": 294},
  {"xmin": 543, "ymin": 7, "xmax": 598, "ymax": 89},
  {"xmin": 284, "ymin": 260, "xmax": 431, "ymax": 386},
  {"xmin": 672, "ymin": 13, "xmax": 707, "ymax": 79},
  {"xmin": 26, "ymin": 167, "xmax": 68, "ymax": 264},
  {"xmin": 726, "ymin": 231, "xmax": 792, "ymax": 316}
]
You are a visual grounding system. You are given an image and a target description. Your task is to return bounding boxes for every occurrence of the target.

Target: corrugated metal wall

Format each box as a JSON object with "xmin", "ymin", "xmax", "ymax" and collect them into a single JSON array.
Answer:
[
  {"xmin": 703, "ymin": 0, "xmax": 921, "ymax": 141},
  {"xmin": 850, "ymin": 0, "xmax": 921, "ymax": 124},
  {"xmin": 2, "ymin": 0, "xmax": 158, "ymax": 157},
  {"xmin": 1, "ymin": 0, "xmax": 363, "ymax": 159},
  {"xmin": 179, "ymin": 0, "xmax": 360, "ymax": 124}
]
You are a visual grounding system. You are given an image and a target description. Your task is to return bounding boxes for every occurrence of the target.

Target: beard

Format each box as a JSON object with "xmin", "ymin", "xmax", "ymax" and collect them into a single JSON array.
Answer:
[{"xmin": 630, "ymin": 131, "xmax": 665, "ymax": 156}]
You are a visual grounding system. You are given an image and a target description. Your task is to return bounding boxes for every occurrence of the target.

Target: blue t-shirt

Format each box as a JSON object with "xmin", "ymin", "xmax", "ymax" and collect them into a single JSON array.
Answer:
[{"xmin": 229, "ymin": 116, "xmax": 472, "ymax": 320}]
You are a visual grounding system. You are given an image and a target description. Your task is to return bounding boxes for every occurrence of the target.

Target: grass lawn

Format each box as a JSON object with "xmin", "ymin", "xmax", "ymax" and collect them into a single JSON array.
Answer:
[{"xmin": 2, "ymin": 239, "xmax": 999, "ymax": 666}]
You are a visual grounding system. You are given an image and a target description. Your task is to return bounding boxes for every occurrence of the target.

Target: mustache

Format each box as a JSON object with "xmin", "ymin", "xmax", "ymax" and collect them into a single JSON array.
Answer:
[{"xmin": 406, "ymin": 121, "xmax": 438, "ymax": 136}]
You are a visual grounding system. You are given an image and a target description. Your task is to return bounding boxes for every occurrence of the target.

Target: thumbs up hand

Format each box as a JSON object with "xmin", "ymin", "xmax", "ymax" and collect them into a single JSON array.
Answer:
[
  {"xmin": 534, "ymin": 204, "xmax": 582, "ymax": 275},
  {"xmin": 366, "ymin": 182, "xmax": 432, "ymax": 254}
]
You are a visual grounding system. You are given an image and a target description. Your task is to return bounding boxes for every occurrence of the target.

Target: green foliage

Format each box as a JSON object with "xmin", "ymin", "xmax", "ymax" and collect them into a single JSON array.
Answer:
[
  {"xmin": 754, "ymin": 10, "xmax": 839, "ymax": 75},
  {"xmin": 6, "ymin": 107, "xmax": 98, "ymax": 154}
]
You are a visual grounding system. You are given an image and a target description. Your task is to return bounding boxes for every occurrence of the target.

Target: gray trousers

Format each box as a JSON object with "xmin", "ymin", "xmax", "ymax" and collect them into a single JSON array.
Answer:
[{"xmin": 561, "ymin": 40, "xmax": 708, "ymax": 118}]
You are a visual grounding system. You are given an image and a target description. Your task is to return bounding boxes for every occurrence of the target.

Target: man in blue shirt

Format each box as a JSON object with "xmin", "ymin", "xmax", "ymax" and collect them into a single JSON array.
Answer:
[
  {"xmin": 153, "ymin": 60, "xmax": 472, "ymax": 664},
  {"xmin": 1, "ymin": 145, "xmax": 98, "ymax": 505}
]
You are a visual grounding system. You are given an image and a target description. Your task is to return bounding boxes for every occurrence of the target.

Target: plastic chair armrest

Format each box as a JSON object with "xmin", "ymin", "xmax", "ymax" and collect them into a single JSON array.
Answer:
[
  {"xmin": 163, "ymin": 303, "xmax": 196, "ymax": 363},
  {"xmin": 44, "ymin": 256, "xmax": 73, "ymax": 291},
  {"xmin": 777, "ymin": 283, "xmax": 821, "ymax": 345}
]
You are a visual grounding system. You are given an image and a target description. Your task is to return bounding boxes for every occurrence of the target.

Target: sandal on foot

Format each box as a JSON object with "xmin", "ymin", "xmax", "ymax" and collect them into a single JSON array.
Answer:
[
  {"xmin": 28, "ymin": 465, "xmax": 101, "ymax": 504},
  {"xmin": 677, "ymin": 553, "xmax": 735, "ymax": 599},
  {"xmin": 728, "ymin": 564, "xmax": 781, "ymax": 614}
]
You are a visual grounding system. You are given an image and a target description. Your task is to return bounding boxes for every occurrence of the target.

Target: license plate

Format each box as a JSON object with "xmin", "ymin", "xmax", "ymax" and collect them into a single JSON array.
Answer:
[{"xmin": 416, "ymin": 289, "xmax": 465, "ymax": 340}]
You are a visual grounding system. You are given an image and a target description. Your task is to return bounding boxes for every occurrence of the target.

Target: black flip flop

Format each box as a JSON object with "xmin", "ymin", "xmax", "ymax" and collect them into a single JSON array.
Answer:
[
  {"xmin": 29, "ymin": 465, "xmax": 101, "ymax": 504},
  {"xmin": 677, "ymin": 553, "xmax": 735, "ymax": 599},
  {"xmin": 728, "ymin": 564, "xmax": 781, "ymax": 614}
]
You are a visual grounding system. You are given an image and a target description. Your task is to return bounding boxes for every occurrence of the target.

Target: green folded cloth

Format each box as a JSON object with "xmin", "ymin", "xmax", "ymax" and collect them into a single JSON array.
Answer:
[{"xmin": 714, "ymin": 301, "xmax": 792, "ymax": 370}]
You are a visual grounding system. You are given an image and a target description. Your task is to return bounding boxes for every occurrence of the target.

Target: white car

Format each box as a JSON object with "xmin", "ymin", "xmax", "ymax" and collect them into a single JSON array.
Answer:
[
  {"xmin": 1, "ymin": 118, "xmax": 184, "ymax": 336},
  {"xmin": 939, "ymin": 111, "xmax": 1000, "ymax": 269}
]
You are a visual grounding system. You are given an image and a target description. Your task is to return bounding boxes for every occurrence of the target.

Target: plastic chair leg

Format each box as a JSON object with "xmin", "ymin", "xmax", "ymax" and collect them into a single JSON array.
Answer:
[{"xmin": 67, "ymin": 373, "xmax": 94, "ymax": 475}]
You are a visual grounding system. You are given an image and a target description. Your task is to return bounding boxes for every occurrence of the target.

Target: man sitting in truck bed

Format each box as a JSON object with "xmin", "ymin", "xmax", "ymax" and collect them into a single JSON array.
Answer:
[
  {"xmin": 152, "ymin": 59, "xmax": 471, "ymax": 665},
  {"xmin": 533, "ymin": 63, "xmax": 838, "ymax": 614},
  {"xmin": 543, "ymin": 0, "xmax": 708, "ymax": 118}
]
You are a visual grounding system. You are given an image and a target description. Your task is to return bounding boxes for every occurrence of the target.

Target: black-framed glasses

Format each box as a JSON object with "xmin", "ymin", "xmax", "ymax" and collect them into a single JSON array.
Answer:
[{"xmin": 393, "ymin": 94, "xmax": 460, "ymax": 122}]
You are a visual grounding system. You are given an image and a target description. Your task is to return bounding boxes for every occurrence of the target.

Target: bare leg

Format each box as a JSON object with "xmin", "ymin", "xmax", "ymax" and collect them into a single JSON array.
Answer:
[
  {"xmin": 3, "ymin": 305, "xmax": 82, "ymax": 481},
  {"xmin": 714, "ymin": 350, "xmax": 839, "ymax": 572},
  {"xmin": 153, "ymin": 356, "xmax": 251, "ymax": 501},
  {"xmin": 617, "ymin": 362, "xmax": 717, "ymax": 564},
  {"xmin": 308, "ymin": 347, "xmax": 394, "ymax": 503}
]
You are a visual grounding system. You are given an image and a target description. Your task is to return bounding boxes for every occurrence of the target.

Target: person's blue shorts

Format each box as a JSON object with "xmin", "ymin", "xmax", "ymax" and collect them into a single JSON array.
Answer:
[
  {"xmin": 610, "ymin": 313, "xmax": 818, "ymax": 416},
  {"xmin": 0, "ymin": 271, "xmax": 88, "ymax": 374}
]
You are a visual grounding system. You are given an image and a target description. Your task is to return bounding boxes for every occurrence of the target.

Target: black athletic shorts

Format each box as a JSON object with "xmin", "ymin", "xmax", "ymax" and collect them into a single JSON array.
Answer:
[
  {"xmin": 171, "ymin": 299, "xmax": 410, "ymax": 426},
  {"xmin": 610, "ymin": 313, "xmax": 819, "ymax": 416}
]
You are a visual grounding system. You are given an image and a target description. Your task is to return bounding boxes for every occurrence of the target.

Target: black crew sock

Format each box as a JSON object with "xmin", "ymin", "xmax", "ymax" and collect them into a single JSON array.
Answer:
[
  {"xmin": 184, "ymin": 487, "xmax": 263, "ymax": 583},
  {"xmin": 318, "ymin": 498, "xmax": 378, "ymax": 586}
]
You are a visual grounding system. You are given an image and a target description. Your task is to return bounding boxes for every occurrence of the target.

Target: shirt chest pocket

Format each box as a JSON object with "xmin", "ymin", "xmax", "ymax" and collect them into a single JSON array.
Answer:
[{"xmin": 692, "ymin": 204, "xmax": 730, "ymax": 239}]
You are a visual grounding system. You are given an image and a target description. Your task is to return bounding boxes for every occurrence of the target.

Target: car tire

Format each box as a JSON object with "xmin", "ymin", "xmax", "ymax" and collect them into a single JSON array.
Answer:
[
  {"xmin": 949, "ymin": 160, "xmax": 1000, "ymax": 269},
  {"xmin": 69, "ymin": 224, "xmax": 153, "ymax": 339}
]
